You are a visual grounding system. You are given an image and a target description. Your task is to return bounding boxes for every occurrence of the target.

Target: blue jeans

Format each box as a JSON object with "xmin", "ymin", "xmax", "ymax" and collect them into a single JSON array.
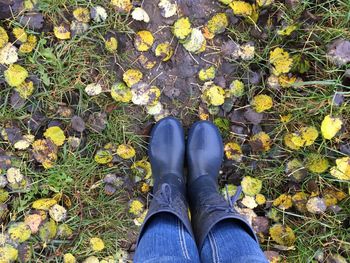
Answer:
[{"xmin": 134, "ymin": 213, "xmax": 268, "ymax": 263}]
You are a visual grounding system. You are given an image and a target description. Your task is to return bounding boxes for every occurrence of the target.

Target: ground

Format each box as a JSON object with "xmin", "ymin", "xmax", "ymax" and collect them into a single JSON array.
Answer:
[{"xmin": 0, "ymin": 0, "xmax": 350, "ymax": 262}]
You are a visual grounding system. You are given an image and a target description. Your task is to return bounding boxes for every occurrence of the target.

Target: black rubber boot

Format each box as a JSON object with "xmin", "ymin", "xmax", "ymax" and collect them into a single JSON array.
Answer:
[
  {"xmin": 187, "ymin": 121, "xmax": 258, "ymax": 249},
  {"xmin": 137, "ymin": 117, "xmax": 193, "ymax": 244}
]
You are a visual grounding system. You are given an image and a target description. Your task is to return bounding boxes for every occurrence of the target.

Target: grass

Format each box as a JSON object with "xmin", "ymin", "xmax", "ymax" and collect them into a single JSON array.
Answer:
[{"xmin": 0, "ymin": 0, "xmax": 350, "ymax": 262}]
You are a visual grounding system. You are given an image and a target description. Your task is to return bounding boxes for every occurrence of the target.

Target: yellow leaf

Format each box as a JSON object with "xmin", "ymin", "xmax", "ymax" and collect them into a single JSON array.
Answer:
[
  {"xmin": 292, "ymin": 192, "xmax": 309, "ymax": 213},
  {"xmin": 173, "ymin": 17, "xmax": 192, "ymax": 40},
  {"xmin": 4, "ymin": 64, "xmax": 28, "ymax": 87},
  {"xmin": 269, "ymin": 224, "xmax": 295, "ymax": 246},
  {"xmin": 8, "ymin": 222, "xmax": 31, "ymax": 242},
  {"xmin": 277, "ymin": 25, "xmax": 297, "ymax": 36},
  {"xmin": 105, "ymin": 36, "xmax": 118, "ymax": 53},
  {"xmin": 73, "ymin": 7, "xmax": 90, "ymax": 23},
  {"xmin": 202, "ymin": 84, "xmax": 225, "ymax": 106},
  {"xmin": 54, "ymin": 24, "xmax": 71, "ymax": 40},
  {"xmin": 250, "ymin": 132, "xmax": 271, "ymax": 152},
  {"xmin": 229, "ymin": 1, "xmax": 253, "ymax": 17},
  {"xmin": 273, "ymin": 194, "xmax": 293, "ymax": 210},
  {"xmin": 111, "ymin": 82, "xmax": 132, "ymax": 103},
  {"xmin": 198, "ymin": 66, "xmax": 216, "ymax": 82},
  {"xmin": 330, "ymin": 157, "xmax": 350, "ymax": 181},
  {"xmin": 241, "ymin": 176, "xmax": 262, "ymax": 196},
  {"xmin": 123, "ymin": 69, "xmax": 143, "ymax": 87},
  {"xmin": 0, "ymin": 244, "xmax": 18, "ymax": 262},
  {"xmin": 284, "ymin": 133, "xmax": 300, "ymax": 150},
  {"xmin": 32, "ymin": 198, "xmax": 57, "ymax": 210},
  {"xmin": 257, "ymin": 0, "xmax": 274, "ymax": 7},
  {"xmin": 32, "ymin": 139, "xmax": 58, "ymax": 169},
  {"xmin": 224, "ymin": 142, "xmax": 243, "ymax": 162},
  {"xmin": 90, "ymin": 237, "xmax": 105, "ymax": 251},
  {"xmin": 305, "ymin": 153, "xmax": 329, "ymax": 174},
  {"xmin": 0, "ymin": 26, "xmax": 9, "ymax": 49},
  {"xmin": 129, "ymin": 199, "xmax": 145, "ymax": 216},
  {"xmin": 111, "ymin": 0, "xmax": 132, "ymax": 12},
  {"xmin": 117, "ymin": 144, "xmax": 136, "ymax": 159},
  {"xmin": 15, "ymin": 80, "xmax": 35, "ymax": 99},
  {"xmin": 207, "ymin": 13, "xmax": 228, "ymax": 35},
  {"xmin": 39, "ymin": 219, "xmax": 57, "ymax": 242},
  {"xmin": 269, "ymin": 47, "xmax": 293, "ymax": 76},
  {"xmin": 134, "ymin": 30, "xmax": 154, "ymax": 52},
  {"xmin": 227, "ymin": 80, "xmax": 245, "ymax": 97},
  {"xmin": 155, "ymin": 42, "xmax": 173, "ymax": 61},
  {"xmin": 64, "ymin": 253, "xmax": 76, "ymax": 263},
  {"xmin": 251, "ymin": 94, "xmax": 273, "ymax": 113},
  {"xmin": 94, "ymin": 149, "xmax": 113, "ymax": 164},
  {"xmin": 44, "ymin": 126, "xmax": 66, "ymax": 146},
  {"xmin": 321, "ymin": 115, "xmax": 343, "ymax": 140},
  {"xmin": 255, "ymin": 194, "xmax": 266, "ymax": 205},
  {"xmin": 13, "ymin": 27, "xmax": 27, "ymax": 43},
  {"xmin": 132, "ymin": 159, "xmax": 152, "ymax": 180}
]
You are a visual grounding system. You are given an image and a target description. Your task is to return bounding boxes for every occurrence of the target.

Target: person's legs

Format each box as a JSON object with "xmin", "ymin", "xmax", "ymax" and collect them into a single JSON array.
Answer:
[
  {"xmin": 135, "ymin": 117, "xmax": 200, "ymax": 263},
  {"xmin": 134, "ymin": 213, "xmax": 200, "ymax": 263},
  {"xmin": 186, "ymin": 121, "xmax": 268, "ymax": 262},
  {"xmin": 200, "ymin": 220, "xmax": 268, "ymax": 263}
]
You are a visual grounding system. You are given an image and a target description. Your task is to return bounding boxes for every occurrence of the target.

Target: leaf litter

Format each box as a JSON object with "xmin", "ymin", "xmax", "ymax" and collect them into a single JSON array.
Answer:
[{"xmin": 0, "ymin": 0, "xmax": 349, "ymax": 262}]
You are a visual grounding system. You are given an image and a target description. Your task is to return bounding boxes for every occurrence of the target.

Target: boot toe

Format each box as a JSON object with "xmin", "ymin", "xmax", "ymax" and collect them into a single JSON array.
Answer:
[
  {"xmin": 149, "ymin": 116, "xmax": 185, "ymax": 176},
  {"xmin": 187, "ymin": 121, "xmax": 223, "ymax": 180}
]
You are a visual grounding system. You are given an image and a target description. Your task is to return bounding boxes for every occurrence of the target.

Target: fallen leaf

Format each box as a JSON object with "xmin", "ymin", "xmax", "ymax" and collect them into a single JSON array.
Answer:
[
  {"xmin": 131, "ymin": 7, "xmax": 150, "ymax": 23},
  {"xmin": 44, "ymin": 126, "xmax": 66, "ymax": 146},
  {"xmin": 306, "ymin": 197, "xmax": 327, "ymax": 214},
  {"xmin": 90, "ymin": 237, "xmax": 105, "ymax": 251},
  {"xmin": 241, "ymin": 176, "xmax": 262, "ymax": 196},
  {"xmin": 321, "ymin": 115, "xmax": 343, "ymax": 140},
  {"xmin": 269, "ymin": 224, "xmax": 295, "ymax": 246}
]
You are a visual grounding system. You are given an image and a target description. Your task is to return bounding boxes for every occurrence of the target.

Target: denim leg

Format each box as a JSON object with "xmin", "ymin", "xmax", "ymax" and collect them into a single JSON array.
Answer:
[
  {"xmin": 134, "ymin": 213, "xmax": 200, "ymax": 263},
  {"xmin": 200, "ymin": 220, "xmax": 268, "ymax": 263}
]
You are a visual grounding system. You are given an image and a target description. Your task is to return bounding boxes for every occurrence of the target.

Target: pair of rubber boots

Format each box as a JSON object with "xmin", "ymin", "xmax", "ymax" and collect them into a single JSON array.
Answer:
[{"xmin": 137, "ymin": 117, "xmax": 257, "ymax": 249}]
